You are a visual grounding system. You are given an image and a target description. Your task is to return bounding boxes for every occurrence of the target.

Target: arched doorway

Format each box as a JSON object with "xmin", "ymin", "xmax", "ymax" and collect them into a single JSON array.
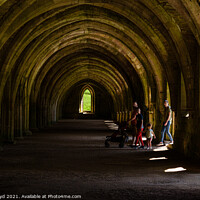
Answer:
[{"xmin": 80, "ymin": 85, "xmax": 95, "ymax": 114}]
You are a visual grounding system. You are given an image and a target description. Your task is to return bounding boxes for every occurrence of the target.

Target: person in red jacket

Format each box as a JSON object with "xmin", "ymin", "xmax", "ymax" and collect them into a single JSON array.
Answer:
[
  {"xmin": 127, "ymin": 102, "xmax": 138, "ymax": 146},
  {"xmin": 134, "ymin": 108, "xmax": 144, "ymax": 149}
]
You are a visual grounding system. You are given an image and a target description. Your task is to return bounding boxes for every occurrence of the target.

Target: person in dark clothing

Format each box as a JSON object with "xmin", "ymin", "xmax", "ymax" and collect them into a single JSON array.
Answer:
[
  {"xmin": 135, "ymin": 108, "xmax": 144, "ymax": 149},
  {"xmin": 127, "ymin": 102, "xmax": 138, "ymax": 146}
]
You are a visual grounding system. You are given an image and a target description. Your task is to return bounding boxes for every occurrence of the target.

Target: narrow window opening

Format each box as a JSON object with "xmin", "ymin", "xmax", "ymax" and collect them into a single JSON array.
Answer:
[
  {"xmin": 82, "ymin": 89, "xmax": 92, "ymax": 112},
  {"xmin": 79, "ymin": 85, "xmax": 95, "ymax": 114}
]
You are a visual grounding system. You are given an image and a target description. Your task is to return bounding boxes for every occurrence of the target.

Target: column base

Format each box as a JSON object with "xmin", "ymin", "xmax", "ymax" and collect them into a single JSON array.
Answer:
[
  {"xmin": 15, "ymin": 136, "xmax": 24, "ymax": 140},
  {"xmin": 24, "ymin": 130, "xmax": 32, "ymax": 136},
  {"xmin": 6, "ymin": 140, "xmax": 17, "ymax": 144},
  {"xmin": 0, "ymin": 146, "xmax": 3, "ymax": 151},
  {"xmin": 30, "ymin": 128, "xmax": 40, "ymax": 132}
]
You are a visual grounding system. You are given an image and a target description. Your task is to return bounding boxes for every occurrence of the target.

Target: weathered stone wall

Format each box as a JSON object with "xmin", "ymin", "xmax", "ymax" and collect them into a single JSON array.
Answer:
[{"xmin": 0, "ymin": 0, "xmax": 199, "ymax": 159}]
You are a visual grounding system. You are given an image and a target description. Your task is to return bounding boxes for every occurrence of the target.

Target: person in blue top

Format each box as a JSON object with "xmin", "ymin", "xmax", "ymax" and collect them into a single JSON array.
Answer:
[{"xmin": 158, "ymin": 100, "xmax": 173, "ymax": 146}]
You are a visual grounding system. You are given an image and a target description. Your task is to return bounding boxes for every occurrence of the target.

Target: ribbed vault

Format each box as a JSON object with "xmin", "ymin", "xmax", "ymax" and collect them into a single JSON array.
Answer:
[{"xmin": 0, "ymin": 0, "xmax": 200, "ymax": 158}]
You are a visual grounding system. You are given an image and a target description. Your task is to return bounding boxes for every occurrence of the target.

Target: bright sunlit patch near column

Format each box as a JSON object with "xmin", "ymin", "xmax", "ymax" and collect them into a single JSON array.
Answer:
[
  {"xmin": 104, "ymin": 121, "xmax": 119, "ymax": 130},
  {"xmin": 185, "ymin": 113, "xmax": 189, "ymax": 118},
  {"xmin": 153, "ymin": 146, "xmax": 169, "ymax": 152},
  {"xmin": 164, "ymin": 167, "xmax": 186, "ymax": 173},
  {"xmin": 104, "ymin": 120, "xmax": 114, "ymax": 123},
  {"xmin": 149, "ymin": 157, "xmax": 168, "ymax": 161}
]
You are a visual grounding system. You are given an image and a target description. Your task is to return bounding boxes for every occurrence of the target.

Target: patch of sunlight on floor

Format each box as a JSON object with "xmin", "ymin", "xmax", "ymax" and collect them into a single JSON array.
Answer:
[
  {"xmin": 164, "ymin": 167, "xmax": 187, "ymax": 173},
  {"xmin": 153, "ymin": 146, "xmax": 169, "ymax": 152},
  {"xmin": 104, "ymin": 121, "xmax": 119, "ymax": 130},
  {"xmin": 104, "ymin": 120, "xmax": 114, "ymax": 123},
  {"xmin": 149, "ymin": 157, "xmax": 168, "ymax": 161}
]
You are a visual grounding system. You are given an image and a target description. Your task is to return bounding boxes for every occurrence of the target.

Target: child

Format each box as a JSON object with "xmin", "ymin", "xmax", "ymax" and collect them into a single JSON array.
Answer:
[{"xmin": 144, "ymin": 123, "xmax": 156, "ymax": 150}]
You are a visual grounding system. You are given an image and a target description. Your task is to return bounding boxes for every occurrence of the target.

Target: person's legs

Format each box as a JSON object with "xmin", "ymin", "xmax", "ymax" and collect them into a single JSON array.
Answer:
[
  {"xmin": 132, "ymin": 126, "xmax": 137, "ymax": 145},
  {"xmin": 149, "ymin": 138, "xmax": 152, "ymax": 148},
  {"xmin": 147, "ymin": 139, "xmax": 149, "ymax": 148},
  {"xmin": 147, "ymin": 138, "xmax": 150, "ymax": 149},
  {"xmin": 135, "ymin": 132, "xmax": 140, "ymax": 146},
  {"xmin": 135, "ymin": 128, "xmax": 144, "ymax": 146},
  {"xmin": 139, "ymin": 133, "xmax": 144, "ymax": 146},
  {"xmin": 166, "ymin": 121, "xmax": 173, "ymax": 142},
  {"xmin": 161, "ymin": 124, "xmax": 167, "ymax": 143}
]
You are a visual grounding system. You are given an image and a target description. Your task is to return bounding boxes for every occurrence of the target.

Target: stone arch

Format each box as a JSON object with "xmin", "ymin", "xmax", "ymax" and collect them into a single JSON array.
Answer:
[{"xmin": 0, "ymin": 0, "xmax": 200, "ymax": 158}]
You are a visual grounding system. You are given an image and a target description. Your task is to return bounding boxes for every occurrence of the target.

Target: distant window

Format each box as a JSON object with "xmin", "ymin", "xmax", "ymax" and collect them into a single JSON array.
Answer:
[
  {"xmin": 80, "ymin": 85, "xmax": 95, "ymax": 114},
  {"xmin": 83, "ymin": 89, "xmax": 92, "ymax": 112}
]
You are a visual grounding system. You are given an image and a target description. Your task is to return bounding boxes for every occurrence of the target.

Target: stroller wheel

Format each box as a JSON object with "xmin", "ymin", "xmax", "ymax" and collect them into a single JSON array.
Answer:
[{"xmin": 105, "ymin": 140, "xmax": 110, "ymax": 148}]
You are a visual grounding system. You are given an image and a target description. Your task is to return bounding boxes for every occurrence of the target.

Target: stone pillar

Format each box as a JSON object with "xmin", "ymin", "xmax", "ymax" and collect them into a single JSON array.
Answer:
[
  {"xmin": 1, "ymin": 76, "xmax": 15, "ymax": 143},
  {"xmin": 23, "ymin": 79, "xmax": 32, "ymax": 136},
  {"xmin": 129, "ymin": 111, "xmax": 132, "ymax": 126},
  {"xmin": 125, "ymin": 111, "xmax": 128, "ymax": 122},
  {"xmin": 119, "ymin": 112, "xmax": 122, "ymax": 123},
  {"xmin": 116, "ymin": 112, "xmax": 119, "ymax": 122},
  {"xmin": 14, "ymin": 88, "xmax": 23, "ymax": 139},
  {"xmin": 29, "ymin": 87, "xmax": 39, "ymax": 131},
  {"xmin": 122, "ymin": 111, "xmax": 124, "ymax": 122}
]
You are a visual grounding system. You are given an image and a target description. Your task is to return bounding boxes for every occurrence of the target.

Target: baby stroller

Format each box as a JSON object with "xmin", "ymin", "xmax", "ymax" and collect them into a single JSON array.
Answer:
[{"xmin": 105, "ymin": 121, "xmax": 129, "ymax": 148}]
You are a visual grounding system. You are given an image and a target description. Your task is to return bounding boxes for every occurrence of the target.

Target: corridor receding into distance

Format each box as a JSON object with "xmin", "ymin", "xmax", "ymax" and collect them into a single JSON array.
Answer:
[
  {"xmin": 0, "ymin": 120, "xmax": 199, "ymax": 200},
  {"xmin": 0, "ymin": 0, "xmax": 200, "ymax": 199}
]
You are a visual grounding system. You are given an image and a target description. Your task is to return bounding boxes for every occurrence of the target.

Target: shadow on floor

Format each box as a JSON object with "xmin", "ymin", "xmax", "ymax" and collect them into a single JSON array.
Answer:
[{"xmin": 0, "ymin": 120, "xmax": 199, "ymax": 200}]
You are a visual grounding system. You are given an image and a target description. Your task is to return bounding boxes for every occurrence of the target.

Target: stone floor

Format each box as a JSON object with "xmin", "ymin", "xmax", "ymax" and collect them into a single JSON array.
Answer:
[{"xmin": 0, "ymin": 120, "xmax": 200, "ymax": 200}]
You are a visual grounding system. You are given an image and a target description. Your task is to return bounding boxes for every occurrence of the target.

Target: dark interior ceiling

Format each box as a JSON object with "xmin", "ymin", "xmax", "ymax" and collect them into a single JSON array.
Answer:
[{"xmin": 0, "ymin": 0, "xmax": 199, "ymax": 129}]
